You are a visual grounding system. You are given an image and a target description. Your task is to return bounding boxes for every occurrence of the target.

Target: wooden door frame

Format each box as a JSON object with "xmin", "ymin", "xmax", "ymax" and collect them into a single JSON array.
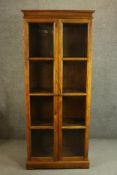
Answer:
[
  {"xmin": 57, "ymin": 19, "xmax": 92, "ymax": 161},
  {"xmin": 24, "ymin": 19, "xmax": 59, "ymax": 161}
]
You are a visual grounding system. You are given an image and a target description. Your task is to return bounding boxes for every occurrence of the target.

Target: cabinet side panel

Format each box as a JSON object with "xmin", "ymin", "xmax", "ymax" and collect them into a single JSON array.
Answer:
[
  {"xmin": 24, "ymin": 20, "xmax": 31, "ymax": 160},
  {"xmin": 85, "ymin": 20, "xmax": 92, "ymax": 158}
]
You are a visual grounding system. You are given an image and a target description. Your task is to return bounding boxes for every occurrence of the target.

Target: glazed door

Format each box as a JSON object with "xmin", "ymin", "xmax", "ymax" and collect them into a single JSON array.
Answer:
[
  {"xmin": 58, "ymin": 19, "xmax": 91, "ymax": 160},
  {"xmin": 25, "ymin": 19, "xmax": 59, "ymax": 160}
]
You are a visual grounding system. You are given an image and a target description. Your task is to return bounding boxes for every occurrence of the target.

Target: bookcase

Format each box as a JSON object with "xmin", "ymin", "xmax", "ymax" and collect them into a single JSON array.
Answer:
[{"xmin": 22, "ymin": 10, "xmax": 94, "ymax": 169}]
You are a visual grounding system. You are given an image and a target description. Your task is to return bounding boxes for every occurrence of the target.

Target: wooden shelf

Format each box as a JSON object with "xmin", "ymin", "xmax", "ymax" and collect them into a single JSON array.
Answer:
[
  {"xmin": 31, "ymin": 120, "xmax": 53, "ymax": 128},
  {"xmin": 30, "ymin": 92, "xmax": 53, "ymax": 96},
  {"xmin": 31, "ymin": 125, "xmax": 53, "ymax": 129},
  {"xmin": 31, "ymin": 157, "xmax": 53, "ymax": 161},
  {"xmin": 63, "ymin": 92, "xmax": 87, "ymax": 96},
  {"xmin": 30, "ymin": 88, "xmax": 53, "ymax": 96},
  {"xmin": 61, "ymin": 156, "xmax": 84, "ymax": 161},
  {"xmin": 29, "ymin": 57, "xmax": 53, "ymax": 61},
  {"xmin": 62, "ymin": 120, "xmax": 85, "ymax": 129},
  {"xmin": 30, "ymin": 92, "xmax": 86, "ymax": 96},
  {"xmin": 62, "ymin": 125, "xmax": 86, "ymax": 129},
  {"xmin": 63, "ymin": 58, "xmax": 88, "ymax": 61},
  {"xmin": 63, "ymin": 89, "xmax": 87, "ymax": 96}
]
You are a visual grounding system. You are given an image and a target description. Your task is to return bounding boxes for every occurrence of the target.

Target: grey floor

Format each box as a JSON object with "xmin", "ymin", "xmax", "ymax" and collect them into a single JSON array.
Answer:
[{"xmin": 0, "ymin": 139, "xmax": 117, "ymax": 175}]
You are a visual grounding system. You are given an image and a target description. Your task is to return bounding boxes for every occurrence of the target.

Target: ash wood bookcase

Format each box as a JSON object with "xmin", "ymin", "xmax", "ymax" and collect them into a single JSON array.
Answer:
[{"xmin": 22, "ymin": 10, "xmax": 94, "ymax": 169}]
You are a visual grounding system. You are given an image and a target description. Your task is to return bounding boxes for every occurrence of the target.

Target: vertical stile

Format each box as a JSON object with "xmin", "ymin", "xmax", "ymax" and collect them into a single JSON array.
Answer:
[
  {"xmin": 84, "ymin": 20, "xmax": 92, "ymax": 159},
  {"xmin": 53, "ymin": 20, "xmax": 59, "ymax": 160},
  {"xmin": 58, "ymin": 19, "xmax": 63, "ymax": 160},
  {"xmin": 24, "ymin": 19, "xmax": 31, "ymax": 160}
]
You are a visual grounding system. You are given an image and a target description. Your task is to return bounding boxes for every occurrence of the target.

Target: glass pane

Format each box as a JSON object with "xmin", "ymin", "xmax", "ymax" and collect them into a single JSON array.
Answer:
[
  {"xmin": 31, "ymin": 130, "xmax": 53, "ymax": 157},
  {"xmin": 62, "ymin": 130, "xmax": 85, "ymax": 156},
  {"xmin": 30, "ymin": 96, "xmax": 53, "ymax": 126},
  {"xmin": 63, "ymin": 96, "xmax": 86, "ymax": 126},
  {"xmin": 63, "ymin": 23, "xmax": 88, "ymax": 57},
  {"xmin": 63, "ymin": 61, "xmax": 87, "ymax": 93},
  {"xmin": 29, "ymin": 61, "xmax": 53, "ymax": 93},
  {"xmin": 29, "ymin": 23, "xmax": 53, "ymax": 57}
]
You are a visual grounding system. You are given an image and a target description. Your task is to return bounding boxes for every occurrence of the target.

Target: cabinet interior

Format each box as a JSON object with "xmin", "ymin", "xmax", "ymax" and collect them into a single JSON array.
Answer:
[
  {"xmin": 30, "ymin": 96, "xmax": 53, "ymax": 126},
  {"xmin": 29, "ymin": 61, "xmax": 53, "ymax": 93},
  {"xmin": 63, "ymin": 61, "xmax": 87, "ymax": 93},
  {"xmin": 29, "ymin": 23, "xmax": 53, "ymax": 57},
  {"xmin": 62, "ymin": 130, "xmax": 85, "ymax": 156},
  {"xmin": 63, "ymin": 96, "xmax": 86, "ymax": 126},
  {"xmin": 63, "ymin": 23, "xmax": 88, "ymax": 57},
  {"xmin": 31, "ymin": 130, "xmax": 53, "ymax": 157}
]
